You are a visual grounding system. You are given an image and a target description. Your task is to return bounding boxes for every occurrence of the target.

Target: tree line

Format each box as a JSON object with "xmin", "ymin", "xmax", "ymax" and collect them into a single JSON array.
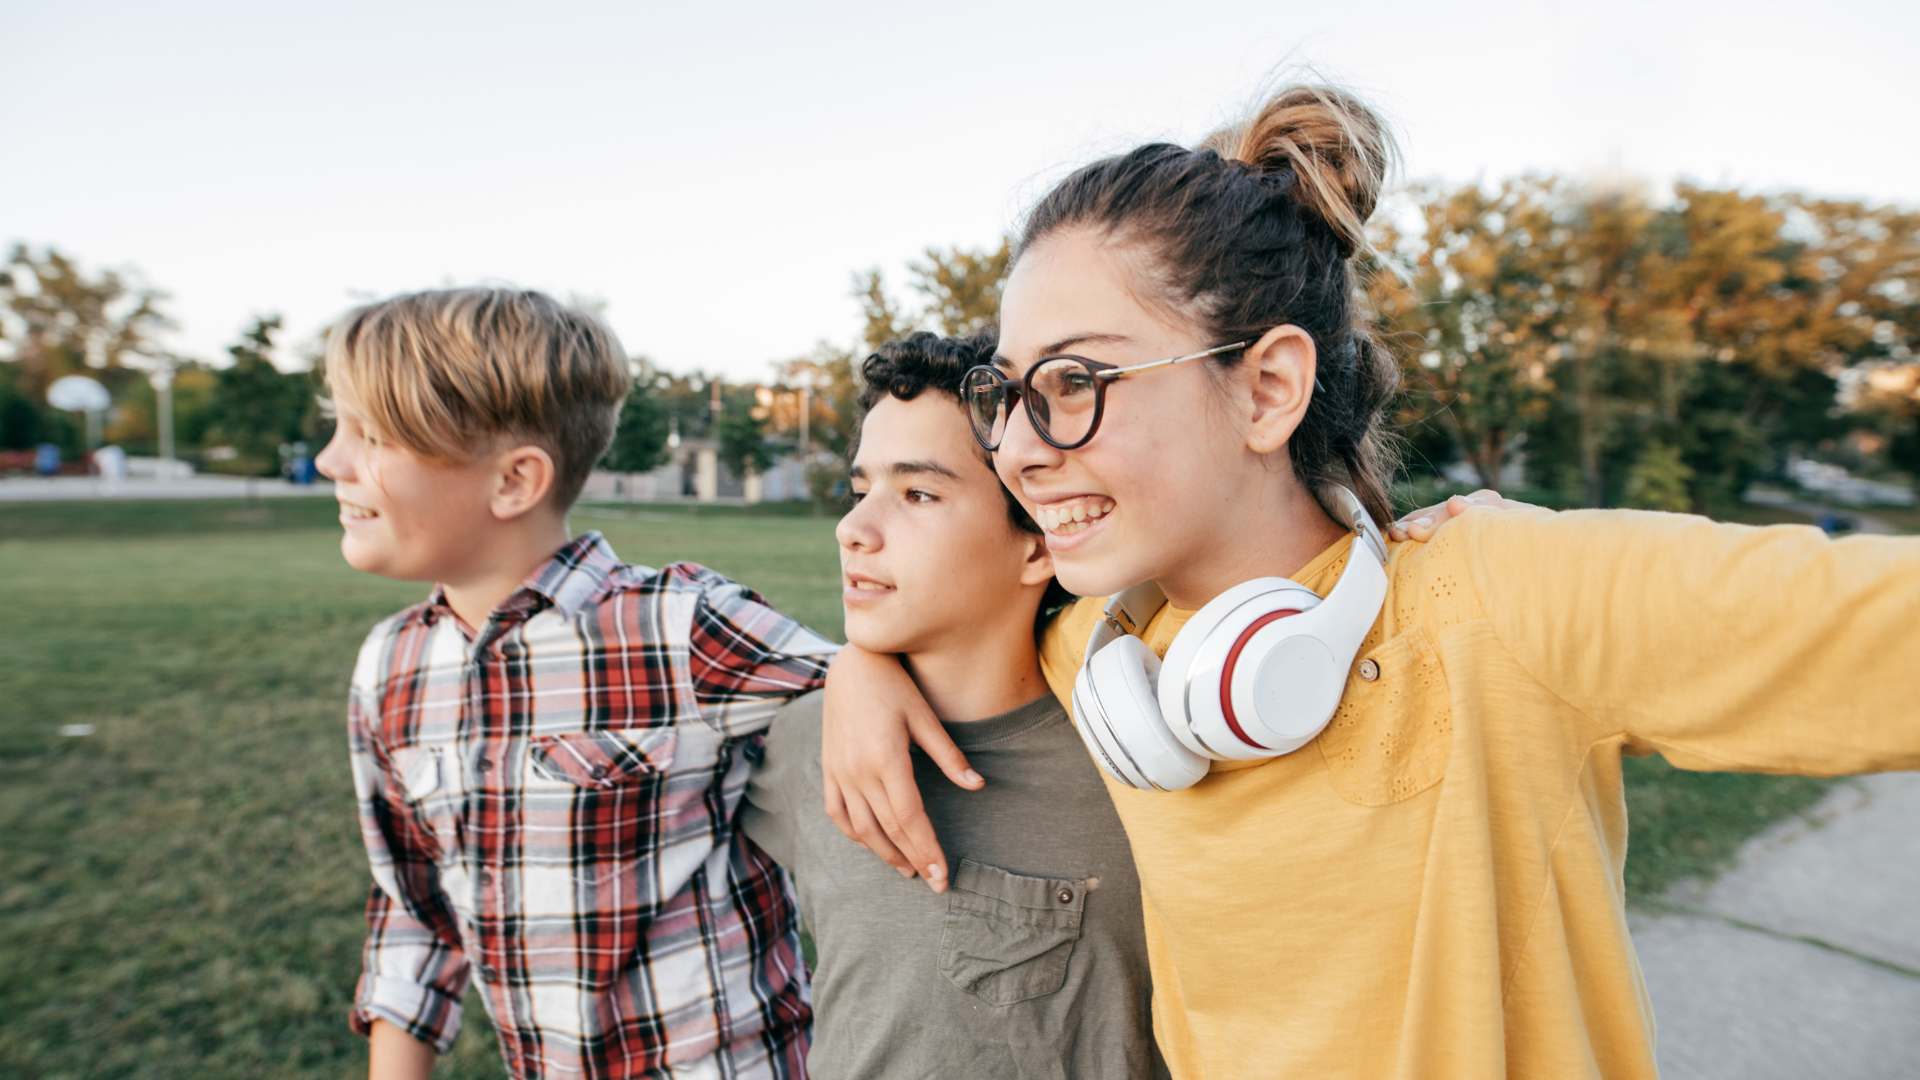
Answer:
[
  {"xmin": 1370, "ymin": 178, "xmax": 1919, "ymax": 509},
  {"xmin": 0, "ymin": 246, "xmax": 323, "ymax": 476},
  {"xmin": 6, "ymin": 176, "xmax": 1916, "ymax": 507}
]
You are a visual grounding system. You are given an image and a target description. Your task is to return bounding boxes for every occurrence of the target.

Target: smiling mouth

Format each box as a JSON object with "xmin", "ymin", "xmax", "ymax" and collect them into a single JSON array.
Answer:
[
  {"xmin": 1033, "ymin": 496, "xmax": 1114, "ymax": 536},
  {"xmin": 339, "ymin": 500, "xmax": 379, "ymax": 520},
  {"xmin": 845, "ymin": 576, "xmax": 894, "ymax": 594}
]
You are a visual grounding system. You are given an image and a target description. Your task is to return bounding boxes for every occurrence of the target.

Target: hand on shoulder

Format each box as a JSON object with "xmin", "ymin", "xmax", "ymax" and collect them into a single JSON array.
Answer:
[{"xmin": 1388, "ymin": 489, "xmax": 1538, "ymax": 543}]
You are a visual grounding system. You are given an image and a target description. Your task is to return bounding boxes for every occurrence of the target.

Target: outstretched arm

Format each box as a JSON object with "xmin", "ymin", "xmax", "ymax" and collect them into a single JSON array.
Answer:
[{"xmin": 820, "ymin": 645, "xmax": 983, "ymax": 893}]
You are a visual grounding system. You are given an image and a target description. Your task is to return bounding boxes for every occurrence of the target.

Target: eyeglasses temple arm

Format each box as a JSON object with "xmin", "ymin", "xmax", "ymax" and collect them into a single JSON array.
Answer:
[{"xmin": 1097, "ymin": 340, "xmax": 1253, "ymax": 381}]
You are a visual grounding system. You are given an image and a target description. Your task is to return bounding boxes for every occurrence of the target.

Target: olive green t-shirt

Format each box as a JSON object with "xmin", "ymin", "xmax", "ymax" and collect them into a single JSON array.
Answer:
[{"xmin": 741, "ymin": 689, "xmax": 1164, "ymax": 1079}]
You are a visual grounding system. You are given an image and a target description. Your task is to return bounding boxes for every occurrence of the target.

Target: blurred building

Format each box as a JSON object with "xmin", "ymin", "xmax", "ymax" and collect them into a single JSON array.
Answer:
[{"xmin": 581, "ymin": 438, "xmax": 812, "ymax": 504}]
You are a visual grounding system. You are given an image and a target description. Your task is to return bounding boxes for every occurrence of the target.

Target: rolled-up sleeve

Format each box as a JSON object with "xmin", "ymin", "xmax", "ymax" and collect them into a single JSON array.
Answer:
[
  {"xmin": 679, "ymin": 564, "xmax": 837, "ymax": 736},
  {"xmin": 346, "ymin": 692, "xmax": 471, "ymax": 1053}
]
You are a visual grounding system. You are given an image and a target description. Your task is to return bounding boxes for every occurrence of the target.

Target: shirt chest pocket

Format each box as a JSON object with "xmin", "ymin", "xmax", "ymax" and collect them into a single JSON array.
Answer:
[
  {"xmin": 528, "ymin": 728, "xmax": 679, "ymax": 787},
  {"xmin": 523, "ymin": 728, "xmax": 679, "ymax": 885},
  {"xmin": 390, "ymin": 745, "xmax": 469, "ymax": 866},
  {"xmin": 938, "ymin": 859, "xmax": 1086, "ymax": 1006},
  {"xmin": 1316, "ymin": 626, "xmax": 1453, "ymax": 806}
]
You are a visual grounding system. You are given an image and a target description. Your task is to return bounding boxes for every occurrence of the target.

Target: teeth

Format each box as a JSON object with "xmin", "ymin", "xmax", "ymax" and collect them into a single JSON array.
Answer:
[
  {"xmin": 340, "ymin": 501, "xmax": 378, "ymax": 519},
  {"xmin": 1036, "ymin": 497, "xmax": 1115, "ymax": 535}
]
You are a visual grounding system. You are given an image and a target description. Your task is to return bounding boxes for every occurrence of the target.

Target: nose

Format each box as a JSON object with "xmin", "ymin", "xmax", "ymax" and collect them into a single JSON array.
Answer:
[
  {"xmin": 835, "ymin": 494, "xmax": 881, "ymax": 554},
  {"xmin": 994, "ymin": 391, "xmax": 1064, "ymax": 478},
  {"xmin": 314, "ymin": 427, "xmax": 348, "ymax": 482}
]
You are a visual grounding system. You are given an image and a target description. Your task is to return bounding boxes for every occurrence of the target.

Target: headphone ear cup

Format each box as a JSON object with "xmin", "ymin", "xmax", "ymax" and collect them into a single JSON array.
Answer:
[{"xmin": 1075, "ymin": 636, "xmax": 1210, "ymax": 792}]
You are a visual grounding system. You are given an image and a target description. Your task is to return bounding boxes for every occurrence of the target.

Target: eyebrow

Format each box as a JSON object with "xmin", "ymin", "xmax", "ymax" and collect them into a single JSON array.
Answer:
[
  {"xmin": 848, "ymin": 459, "xmax": 965, "ymax": 482},
  {"xmin": 994, "ymin": 332, "xmax": 1134, "ymax": 369}
]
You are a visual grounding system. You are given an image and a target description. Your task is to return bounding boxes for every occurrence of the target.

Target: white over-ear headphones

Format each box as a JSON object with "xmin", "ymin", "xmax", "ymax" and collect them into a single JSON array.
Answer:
[{"xmin": 1070, "ymin": 485, "xmax": 1390, "ymax": 792}]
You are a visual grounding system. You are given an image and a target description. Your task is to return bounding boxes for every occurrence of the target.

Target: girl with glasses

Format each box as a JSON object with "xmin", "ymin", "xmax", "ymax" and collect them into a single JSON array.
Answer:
[{"xmin": 820, "ymin": 84, "xmax": 1920, "ymax": 1079}]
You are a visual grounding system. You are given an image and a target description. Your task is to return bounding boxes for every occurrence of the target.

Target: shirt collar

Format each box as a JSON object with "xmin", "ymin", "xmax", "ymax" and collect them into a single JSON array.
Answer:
[
  {"xmin": 419, "ymin": 531, "xmax": 619, "ymax": 629},
  {"xmin": 516, "ymin": 531, "xmax": 620, "ymax": 619}
]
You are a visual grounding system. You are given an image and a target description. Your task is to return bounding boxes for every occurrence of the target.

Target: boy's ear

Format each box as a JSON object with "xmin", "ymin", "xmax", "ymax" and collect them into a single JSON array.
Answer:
[
  {"xmin": 490, "ymin": 444, "xmax": 559, "ymax": 521},
  {"xmin": 1017, "ymin": 528, "xmax": 1056, "ymax": 588}
]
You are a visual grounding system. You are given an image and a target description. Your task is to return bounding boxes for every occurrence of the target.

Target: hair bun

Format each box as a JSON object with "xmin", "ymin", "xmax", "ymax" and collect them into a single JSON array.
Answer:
[{"xmin": 1198, "ymin": 85, "xmax": 1394, "ymax": 258}]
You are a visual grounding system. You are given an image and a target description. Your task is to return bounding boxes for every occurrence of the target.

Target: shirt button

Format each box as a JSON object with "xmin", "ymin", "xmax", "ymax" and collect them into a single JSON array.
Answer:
[
  {"xmin": 589, "ymin": 764, "xmax": 609, "ymax": 780},
  {"xmin": 481, "ymin": 964, "xmax": 499, "ymax": 983},
  {"xmin": 1358, "ymin": 658, "xmax": 1381, "ymax": 682},
  {"xmin": 1057, "ymin": 888, "xmax": 1074, "ymax": 904},
  {"xmin": 475, "ymin": 757, "xmax": 493, "ymax": 773},
  {"xmin": 478, "ymin": 868, "xmax": 492, "ymax": 887}
]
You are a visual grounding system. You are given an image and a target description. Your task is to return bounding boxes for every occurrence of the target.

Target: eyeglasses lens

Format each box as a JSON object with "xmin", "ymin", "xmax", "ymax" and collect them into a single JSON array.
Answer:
[
  {"xmin": 1028, "ymin": 358, "xmax": 1100, "ymax": 447},
  {"xmin": 962, "ymin": 370, "xmax": 1009, "ymax": 448}
]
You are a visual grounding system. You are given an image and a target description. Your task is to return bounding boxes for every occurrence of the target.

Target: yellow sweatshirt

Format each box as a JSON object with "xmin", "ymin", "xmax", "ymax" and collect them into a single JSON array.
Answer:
[{"xmin": 1037, "ymin": 508, "xmax": 1920, "ymax": 1079}]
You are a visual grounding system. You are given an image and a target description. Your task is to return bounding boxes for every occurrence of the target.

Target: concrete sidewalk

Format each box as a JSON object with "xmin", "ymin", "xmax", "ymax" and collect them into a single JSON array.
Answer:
[
  {"xmin": 1633, "ymin": 772, "xmax": 1920, "ymax": 1079},
  {"xmin": 0, "ymin": 475, "xmax": 333, "ymax": 501}
]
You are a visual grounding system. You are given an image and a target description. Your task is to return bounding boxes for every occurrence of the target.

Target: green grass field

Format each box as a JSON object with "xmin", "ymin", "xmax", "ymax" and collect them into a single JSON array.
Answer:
[{"xmin": 0, "ymin": 497, "xmax": 1847, "ymax": 1077}]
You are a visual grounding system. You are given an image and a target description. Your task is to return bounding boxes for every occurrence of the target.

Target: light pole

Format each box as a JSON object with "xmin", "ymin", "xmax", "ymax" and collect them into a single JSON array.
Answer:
[{"xmin": 152, "ymin": 366, "xmax": 176, "ymax": 479}]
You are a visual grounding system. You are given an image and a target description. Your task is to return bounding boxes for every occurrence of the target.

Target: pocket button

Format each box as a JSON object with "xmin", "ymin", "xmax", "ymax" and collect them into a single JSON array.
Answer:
[{"xmin": 1057, "ymin": 888, "xmax": 1074, "ymax": 904}]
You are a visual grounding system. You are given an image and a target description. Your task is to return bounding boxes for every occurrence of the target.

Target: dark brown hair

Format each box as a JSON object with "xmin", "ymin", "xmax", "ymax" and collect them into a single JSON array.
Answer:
[
  {"xmin": 854, "ymin": 330, "xmax": 1076, "ymax": 623},
  {"xmin": 855, "ymin": 329, "xmax": 1037, "ymax": 537},
  {"xmin": 1017, "ymin": 84, "xmax": 1402, "ymax": 525}
]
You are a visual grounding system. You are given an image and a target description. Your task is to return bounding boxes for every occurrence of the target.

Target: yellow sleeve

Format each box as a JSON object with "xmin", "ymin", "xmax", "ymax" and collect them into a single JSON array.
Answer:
[
  {"xmin": 1460, "ymin": 508, "xmax": 1920, "ymax": 776},
  {"xmin": 1038, "ymin": 595, "xmax": 1107, "ymax": 713}
]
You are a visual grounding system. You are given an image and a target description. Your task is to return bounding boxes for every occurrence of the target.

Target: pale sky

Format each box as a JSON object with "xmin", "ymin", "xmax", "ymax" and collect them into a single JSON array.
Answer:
[{"xmin": 6, "ymin": 0, "xmax": 1916, "ymax": 380}]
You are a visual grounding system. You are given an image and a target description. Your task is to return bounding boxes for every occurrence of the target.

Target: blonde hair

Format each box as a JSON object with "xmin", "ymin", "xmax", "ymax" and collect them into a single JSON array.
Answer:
[{"xmin": 324, "ymin": 288, "xmax": 629, "ymax": 510}]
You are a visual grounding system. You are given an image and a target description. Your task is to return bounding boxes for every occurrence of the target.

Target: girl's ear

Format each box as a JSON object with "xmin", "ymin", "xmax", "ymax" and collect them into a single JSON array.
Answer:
[
  {"xmin": 1239, "ymin": 324, "xmax": 1318, "ymax": 455},
  {"xmin": 1017, "ymin": 527, "xmax": 1057, "ymax": 588}
]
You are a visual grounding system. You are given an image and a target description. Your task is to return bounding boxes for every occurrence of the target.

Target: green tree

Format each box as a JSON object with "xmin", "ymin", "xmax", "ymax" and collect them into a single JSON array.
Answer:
[
  {"xmin": 604, "ymin": 366, "xmax": 670, "ymax": 474},
  {"xmin": 1370, "ymin": 179, "xmax": 1565, "ymax": 489},
  {"xmin": 853, "ymin": 237, "xmax": 1014, "ymax": 354},
  {"xmin": 206, "ymin": 316, "xmax": 306, "ymax": 476},
  {"xmin": 853, "ymin": 269, "xmax": 916, "ymax": 353},
  {"xmin": 0, "ymin": 364, "xmax": 49, "ymax": 450},
  {"xmin": 777, "ymin": 342, "xmax": 861, "ymax": 502},
  {"xmin": 909, "ymin": 239, "xmax": 1011, "ymax": 337},
  {"xmin": 1378, "ymin": 178, "xmax": 1920, "ymax": 508},
  {"xmin": 1622, "ymin": 441, "xmax": 1694, "ymax": 511},
  {"xmin": 0, "ymin": 245, "xmax": 172, "ymax": 455},
  {"xmin": 717, "ymin": 395, "xmax": 775, "ymax": 481}
]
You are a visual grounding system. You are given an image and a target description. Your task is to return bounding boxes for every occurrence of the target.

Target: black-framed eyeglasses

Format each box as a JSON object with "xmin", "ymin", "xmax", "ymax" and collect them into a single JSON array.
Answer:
[{"xmin": 960, "ymin": 341, "xmax": 1250, "ymax": 451}]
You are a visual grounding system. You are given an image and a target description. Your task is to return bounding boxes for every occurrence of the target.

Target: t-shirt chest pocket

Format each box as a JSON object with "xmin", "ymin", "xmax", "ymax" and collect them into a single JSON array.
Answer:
[
  {"xmin": 938, "ymin": 859, "xmax": 1087, "ymax": 1006},
  {"xmin": 1316, "ymin": 626, "xmax": 1454, "ymax": 806}
]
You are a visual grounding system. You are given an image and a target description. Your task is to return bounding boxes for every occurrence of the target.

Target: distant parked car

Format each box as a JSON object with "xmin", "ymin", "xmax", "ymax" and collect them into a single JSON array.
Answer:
[{"xmin": 1815, "ymin": 512, "xmax": 1856, "ymax": 536}]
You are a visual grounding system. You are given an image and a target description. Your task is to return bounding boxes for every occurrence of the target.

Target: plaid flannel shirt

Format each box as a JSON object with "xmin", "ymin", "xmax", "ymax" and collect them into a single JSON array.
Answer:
[{"xmin": 346, "ymin": 532, "xmax": 835, "ymax": 1079}]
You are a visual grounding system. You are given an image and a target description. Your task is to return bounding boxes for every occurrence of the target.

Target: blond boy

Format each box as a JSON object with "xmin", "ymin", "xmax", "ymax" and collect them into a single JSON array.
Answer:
[{"xmin": 316, "ymin": 289, "xmax": 834, "ymax": 1080}]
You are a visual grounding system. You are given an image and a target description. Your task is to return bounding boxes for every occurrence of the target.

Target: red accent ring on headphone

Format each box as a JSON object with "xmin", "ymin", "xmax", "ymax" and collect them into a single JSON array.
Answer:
[{"xmin": 1218, "ymin": 609, "xmax": 1302, "ymax": 750}]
